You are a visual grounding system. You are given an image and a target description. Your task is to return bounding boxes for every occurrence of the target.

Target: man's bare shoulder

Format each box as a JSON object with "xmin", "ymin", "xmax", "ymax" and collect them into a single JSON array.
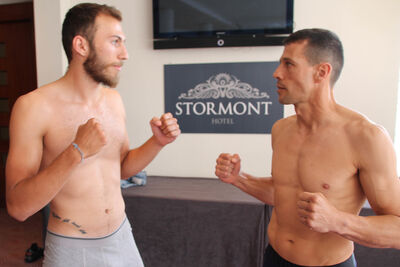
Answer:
[
  {"xmin": 339, "ymin": 106, "xmax": 392, "ymax": 151},
  {"xmin": 271, "ymin": 115, "xmax": 296, "ymax": 135},
  {"xmin": 103, "ymin": 87, "xmax": 123, "ymax": 102},
  {"xmin": 341, "ymin": 107, "xmax": 387, "ymax": 136},
  {"xmin": 270, "ymin": 116, "xmax": 296, "ymax": 149},
  {"xmin": 13, "ymin": 83, "xmax": 57, "ymax": 115},
  {"xmin": 11, "ymin": 81, "xmax": 63, "ymax": 133},
  {"xmin": 103, "ymin": 87, "xmax": 126, "ymax": 114}
]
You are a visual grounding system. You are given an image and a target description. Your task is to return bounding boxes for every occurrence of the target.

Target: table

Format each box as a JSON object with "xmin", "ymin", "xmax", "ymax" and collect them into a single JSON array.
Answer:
[{"xmin": 122, "ymin": 176, "xmax": 269, "ymax": 267}]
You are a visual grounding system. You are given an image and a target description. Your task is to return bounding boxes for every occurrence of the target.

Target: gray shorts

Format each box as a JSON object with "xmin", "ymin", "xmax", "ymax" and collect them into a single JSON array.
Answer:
[{"xmin": 43, "ymin": 217, "xmax": 144, "ymax": 267}]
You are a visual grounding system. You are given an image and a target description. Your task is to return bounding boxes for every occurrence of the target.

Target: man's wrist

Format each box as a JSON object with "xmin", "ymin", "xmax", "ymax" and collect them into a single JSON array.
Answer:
[
  {"xmin": 71, "ymin": 142, "xmax": 84, "ymax": 163},
  {"xmin": 150, "ymin": 135, "xmax": 166, "ymax": 148},
  {"xmin": 232, "ymin": 171, "xmax": 247, "ymax": 187},
  {"xmin": 331, "ymin": 209, "xmax": 347, "ymax": 235}
]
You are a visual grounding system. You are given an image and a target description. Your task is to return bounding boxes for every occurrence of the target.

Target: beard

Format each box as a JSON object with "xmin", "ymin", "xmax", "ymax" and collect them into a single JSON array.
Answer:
[{"xmin": 83, "ymin": 48, "xmax": 121, "ymax": 88}]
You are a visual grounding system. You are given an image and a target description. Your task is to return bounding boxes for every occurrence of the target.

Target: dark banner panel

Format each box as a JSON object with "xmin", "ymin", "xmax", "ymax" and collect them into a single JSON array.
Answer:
[{"xmin": 165, "ymin": 62, "xmax": 283, "ymax": 134}]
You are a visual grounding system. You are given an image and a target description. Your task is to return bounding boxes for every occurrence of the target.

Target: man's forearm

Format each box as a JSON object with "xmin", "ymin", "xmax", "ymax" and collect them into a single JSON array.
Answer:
[
  {"xmin": 6, "ymin": 144, "xmax": 81, "ymax": 221},
  {"xmin": 120, "ymin": 136, "xmax": 164, "ymax": 180},
  {"xmin": 233, "ymin": 173, "xmax": 274, "ymax": 205},
  {"xmin": 335, "ymin": 212, "xmax": 400, "ymax": 249}
]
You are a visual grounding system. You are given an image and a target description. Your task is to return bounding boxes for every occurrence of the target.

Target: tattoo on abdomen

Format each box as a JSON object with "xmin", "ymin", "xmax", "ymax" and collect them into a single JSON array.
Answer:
[{"xmin": 51, "ymin": 212, "xmax": 87, "ymax": 234}]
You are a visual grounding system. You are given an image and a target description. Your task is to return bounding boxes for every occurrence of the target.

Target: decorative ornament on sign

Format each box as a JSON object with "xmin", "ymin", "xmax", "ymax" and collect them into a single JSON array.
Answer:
[{"xmin": 178, "ymin": 73, "xmax": 270, "ymax": 100}]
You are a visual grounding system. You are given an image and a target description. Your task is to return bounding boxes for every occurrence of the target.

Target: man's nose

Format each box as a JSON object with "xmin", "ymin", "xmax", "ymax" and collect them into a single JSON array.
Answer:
[
  {"xmin": 273, "ymin": 66, "xmax": 281, "ymax": 80},
  {"xmin": 119, "ymin": 43, "xmax": 129, "ymax": 60}
]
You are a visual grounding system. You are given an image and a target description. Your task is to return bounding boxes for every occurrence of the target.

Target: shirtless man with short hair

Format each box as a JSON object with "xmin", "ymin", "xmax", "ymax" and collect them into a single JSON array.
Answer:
[
  {"xmin": 6, "ymin": 3, "xmax": 180, "ymax": 266},
  {"xmin": 215, "ymin": 28, "xmax": 400, "ymax": 266}
]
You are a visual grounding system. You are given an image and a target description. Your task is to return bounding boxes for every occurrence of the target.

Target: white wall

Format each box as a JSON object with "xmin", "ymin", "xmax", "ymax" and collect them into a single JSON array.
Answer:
[
  {"xmin": 33, "ymin": 0, "xmax": 400, "ymax": 178},
  {"xmin": 33, "ymin": 0, "xmax": 69, "ymax": 86}
]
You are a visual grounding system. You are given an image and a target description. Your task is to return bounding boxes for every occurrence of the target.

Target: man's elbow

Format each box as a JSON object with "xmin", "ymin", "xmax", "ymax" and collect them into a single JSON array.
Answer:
[
  {"xmin": 6, "ymin": 200, "xmax": 30, "ymax": 222},
  {"xmin": 262, "ymin": 189, "xmax": 274, "ymax": 206},
  {"xmin": 395, "ymin": 215, "xmax": 400, "ymax": 249},
  {"xmin": 385, "ymin": 214, "xmax": 400, "ymax": 249}
]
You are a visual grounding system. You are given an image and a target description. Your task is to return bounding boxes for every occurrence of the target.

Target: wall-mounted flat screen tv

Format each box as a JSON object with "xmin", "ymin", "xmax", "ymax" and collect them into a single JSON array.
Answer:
[{"xmin": 153, "ymin": 0, "xmax": 294, "ymax": 48}]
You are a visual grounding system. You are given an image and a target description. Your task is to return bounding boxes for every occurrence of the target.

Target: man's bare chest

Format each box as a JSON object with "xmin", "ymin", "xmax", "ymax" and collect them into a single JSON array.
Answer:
[
  {"xmin": 42, "ymin": 106, "xmax": 126, "ymax": 164},
  {"xmin": 272, "ymin": 132, "xmax": 358, "ymax": 193}
]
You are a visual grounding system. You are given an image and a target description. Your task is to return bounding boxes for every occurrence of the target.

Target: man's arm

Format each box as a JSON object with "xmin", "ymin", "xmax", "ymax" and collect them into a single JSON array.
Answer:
[
  {"xmin": 6, "ymin": 94, "xmax": 80, "ymax": 221},
  {"xmin": 215, "ymin": 153, "xmax": 274, "ymax": 205},
  {"xmin": 297, "ymin": 124, "xmax": 400, "ymax": 249},
  {"xmin": 6, "ymin": 94, "xmax": 106, "ymax": 221},
  {"xmin": 214, "ymin": 118, "xmax": 285, "ymax": 205},
  {"xmin": 120, "ymin": 113, "xmax": 180, "ymax": 179},
  {"xmin": 336, "ymin": 212, "xmax": 400, "ymax": 249},
  {"xmin": 298, "ymin": 191, "xmax": 400, "ymax": 249},
  {"xmin": 340, "ymin": 124, "xmax": 400, "ymax": 248}
]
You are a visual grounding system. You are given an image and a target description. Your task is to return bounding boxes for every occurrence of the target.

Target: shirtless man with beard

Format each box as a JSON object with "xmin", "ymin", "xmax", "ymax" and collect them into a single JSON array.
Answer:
[
  {"xmin": 6, "ymin": 3, "xmax": 180, "ymax": 266},
  {"xmin": 215, "ymin": 28, "xmax": 400, "ymax": 267}
]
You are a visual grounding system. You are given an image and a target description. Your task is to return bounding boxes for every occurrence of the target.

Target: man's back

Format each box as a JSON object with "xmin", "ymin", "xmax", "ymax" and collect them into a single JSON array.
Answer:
[{"xmin": 269, "ymin": 105, "xmax": 370, "ymax": 265}]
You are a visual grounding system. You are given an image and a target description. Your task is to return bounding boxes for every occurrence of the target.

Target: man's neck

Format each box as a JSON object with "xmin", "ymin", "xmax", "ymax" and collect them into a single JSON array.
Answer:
[
  {"xmin": 294, "ymin": 87, "xmax": 338, "ymax": 132},
  {"xmin": 61, "ymin": 64, "xmax": 104, "ymax": 104}
]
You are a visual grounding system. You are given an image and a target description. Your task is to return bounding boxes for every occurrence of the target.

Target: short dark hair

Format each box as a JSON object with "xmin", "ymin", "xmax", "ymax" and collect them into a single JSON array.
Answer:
[
  {"xmin": 62, "ymin": 3, "xmax": 122, "ymax": 63},
  {"xmin": 284, "ymin": 28, "xmax": 344, "ymax": 86}
]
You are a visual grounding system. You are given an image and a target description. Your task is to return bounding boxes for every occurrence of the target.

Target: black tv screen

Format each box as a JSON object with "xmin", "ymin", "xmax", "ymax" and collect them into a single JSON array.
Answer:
[{"xmin": 153, "ymin": 0, "xmax": 294, "ymax": 39}]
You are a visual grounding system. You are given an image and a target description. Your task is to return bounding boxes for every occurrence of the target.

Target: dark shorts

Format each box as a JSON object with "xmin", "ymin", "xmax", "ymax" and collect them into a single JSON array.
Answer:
[{"xmin": 263, "ymin": 245, "xmax": 357, "ymax": 267}]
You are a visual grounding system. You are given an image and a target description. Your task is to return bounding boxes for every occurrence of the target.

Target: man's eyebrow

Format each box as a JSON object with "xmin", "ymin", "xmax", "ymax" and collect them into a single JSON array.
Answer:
[
  {"xmin": 111, "ymin": 35, "xmax": 126, "ymax": 42},
  {"xmin": 280, "ymin": 57, "xmax": 295, "ymax": 63}
]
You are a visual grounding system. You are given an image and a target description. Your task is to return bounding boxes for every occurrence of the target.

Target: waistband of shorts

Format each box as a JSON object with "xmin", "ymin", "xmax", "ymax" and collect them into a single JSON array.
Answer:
[
  {"xmin": 46, "ymin": 216, "xmax": 129, "ymax": 247},
  {"xmin": 266, "ymin": 245, "xmax": 356, "ymax": 267}
]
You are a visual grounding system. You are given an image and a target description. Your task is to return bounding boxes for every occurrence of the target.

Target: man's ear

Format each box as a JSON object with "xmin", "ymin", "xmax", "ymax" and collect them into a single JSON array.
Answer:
[
  {"xmin": 315, "ymin": 62, "xmax": 332, "ymax": 83},
  {"xmin": 72, "ymin": 35, "xmax": 90, "ymax": 58}
]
